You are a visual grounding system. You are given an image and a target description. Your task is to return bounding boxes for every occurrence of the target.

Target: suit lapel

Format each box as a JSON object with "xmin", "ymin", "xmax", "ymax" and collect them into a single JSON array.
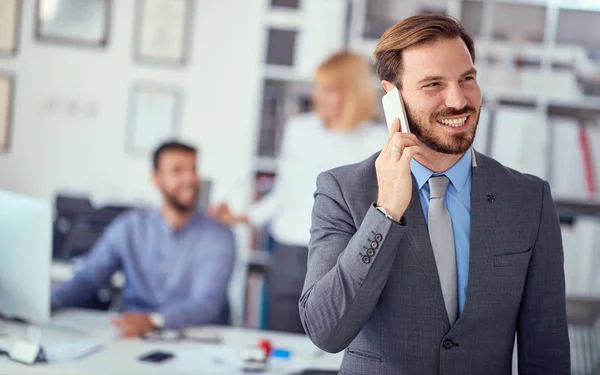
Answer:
[
  {"xmin": 403, "ymin": 150, "xmax": 500, "ymax": 328},
  {"xmin": 404, "ymin": 177, "xmax": 451, "ymax": 326},
  {"xmin": 451, "ymin": 151, "xmax": 500, "ymax": 329}
]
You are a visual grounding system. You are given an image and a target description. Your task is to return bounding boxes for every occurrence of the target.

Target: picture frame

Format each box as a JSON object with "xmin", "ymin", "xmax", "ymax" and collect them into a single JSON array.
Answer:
[
  {"xmin": 133, "ymin": 0, "xmax": 194, "ymax": 66},
  {"xmin": 0, "ymin": 0, "xmax": 22, "ymax": 57},
  {"xmin": 0, "ymin": 73, "xmax": 15, "ymax": 153},
  {"xmin": 126, "ymin": 83, "xmax": 182, "ymax": 155},
  {"xmin": 35, "ymin": 0, "xmax": 111, "ymax": 48}
]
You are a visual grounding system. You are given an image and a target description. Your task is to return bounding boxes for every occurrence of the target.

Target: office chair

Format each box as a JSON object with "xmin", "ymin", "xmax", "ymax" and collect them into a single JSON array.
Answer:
[
  {"xmin": 52, "ymin": 194, "xmax": 132, "ymax": 311},
  {"xmin": 59, "ymin": 212, "xmax": 116, "ymax": 260},
  {"xmin": 52, "ymin": 195, "xmax": 94, "ymax": 258}
]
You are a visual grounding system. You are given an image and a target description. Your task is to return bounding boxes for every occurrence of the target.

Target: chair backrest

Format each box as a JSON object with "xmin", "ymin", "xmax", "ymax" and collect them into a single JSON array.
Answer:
[
  {"xmin": 59, "ymin": 212, "xmax": 116, "ymax": 259},
  {"xmin": 52, "ymin": 195, "xmax": 95, "ymax": 258},
  {"xmin": 53, "ymin": 194, "xmax": 132, "ymax": 260}
]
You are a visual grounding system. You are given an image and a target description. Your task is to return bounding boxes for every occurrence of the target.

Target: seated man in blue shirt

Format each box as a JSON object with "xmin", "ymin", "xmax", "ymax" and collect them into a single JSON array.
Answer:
[{"xmin": 51, "ymin": 141, "xmax": 236, "ymax": 337}]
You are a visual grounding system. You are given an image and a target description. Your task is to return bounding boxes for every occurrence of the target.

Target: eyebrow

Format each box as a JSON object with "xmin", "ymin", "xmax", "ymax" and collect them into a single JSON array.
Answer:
[{"xmin": 416, "ymin": 67, "xmax": 478, "ymax": 85}]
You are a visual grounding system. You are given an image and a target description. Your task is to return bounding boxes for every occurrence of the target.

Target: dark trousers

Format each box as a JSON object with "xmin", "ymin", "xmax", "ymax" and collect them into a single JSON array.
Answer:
[{"xmin": 265, "ymin": 240, "xmax": 308, "ymax": 334}]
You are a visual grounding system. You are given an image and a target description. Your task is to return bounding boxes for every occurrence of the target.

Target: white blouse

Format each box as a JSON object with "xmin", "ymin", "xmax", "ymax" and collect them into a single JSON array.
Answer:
[{"xmin": 248, "ymin": 112, "xmax": 388, "ymax": 247}]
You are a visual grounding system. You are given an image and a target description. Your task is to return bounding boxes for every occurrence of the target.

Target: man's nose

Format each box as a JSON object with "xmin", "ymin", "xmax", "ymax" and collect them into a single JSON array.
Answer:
[{"xmin": 444, "ymin": 83, "xmax": 468, "ymax": 110}]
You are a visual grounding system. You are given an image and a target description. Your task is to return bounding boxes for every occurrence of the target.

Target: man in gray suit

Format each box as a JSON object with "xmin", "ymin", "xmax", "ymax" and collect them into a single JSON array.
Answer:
[{"xmin": 299, "ymin": 14, "xmax": 570, "ymax": 375}]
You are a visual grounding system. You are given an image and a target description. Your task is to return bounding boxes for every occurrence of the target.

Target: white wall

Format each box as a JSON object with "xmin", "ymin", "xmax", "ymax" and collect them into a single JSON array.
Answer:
[
  {"xmin": 0, "ymin": 0, "xmax": 268, "ymax": 325},
  {"xmin": 0, "ymin": 0, "xmax": 264, "ymax": 208}
]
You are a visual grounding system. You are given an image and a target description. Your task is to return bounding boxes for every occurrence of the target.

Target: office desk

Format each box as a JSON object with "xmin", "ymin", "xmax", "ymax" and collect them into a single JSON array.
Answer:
[{"xmin": 0, "ymin": 309, "xmax": 342, "ymax": 375}]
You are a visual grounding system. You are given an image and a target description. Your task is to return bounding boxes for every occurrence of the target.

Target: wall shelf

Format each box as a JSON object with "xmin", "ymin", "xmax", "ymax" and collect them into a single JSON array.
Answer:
[
  {"xmin": 262, "ymin": 64, "xmax": 310, "ymax": 82},
  {"xmin": 266, "ymin": 7, "xmax": 304, "ymax": 29},
  {"xmin": 466, "ymin": 0, "xmax": 600, "ymax": 12},
  {"xmin": 548, "ymin": 97, "xmax": 600, "ymax": 119},
  {"xmin": 556, "ymin": 196, "xmax": 600, "ymax": 218},
  {"xmin": 254, "ymin": 156, "xmax": 278, "ymax": 174}
]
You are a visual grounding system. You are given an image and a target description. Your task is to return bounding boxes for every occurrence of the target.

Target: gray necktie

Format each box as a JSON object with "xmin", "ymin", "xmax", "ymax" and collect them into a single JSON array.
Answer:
[{"xmin": 428, "ymin": 175, "xmax": 458, "ymax": 325}]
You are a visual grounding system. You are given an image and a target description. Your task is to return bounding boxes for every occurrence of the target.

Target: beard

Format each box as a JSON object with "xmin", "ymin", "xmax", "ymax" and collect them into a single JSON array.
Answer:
[
  {"xmin": 164, "ymin": 189, "xmax": 198, "ymax": 214},
  {"xmin": 405, "ymin": 103, "xmax": 480, "ymax": 155}
]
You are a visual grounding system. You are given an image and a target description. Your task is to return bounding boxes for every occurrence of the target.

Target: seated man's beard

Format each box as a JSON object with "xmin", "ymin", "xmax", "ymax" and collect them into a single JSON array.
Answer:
[
  {"xmin": 165, "ymin": 193, "xmax": 196, "ymax": 213},
  {"xmin": 405, "ymin": 104, "xmax": 479, "ymax": 155}
]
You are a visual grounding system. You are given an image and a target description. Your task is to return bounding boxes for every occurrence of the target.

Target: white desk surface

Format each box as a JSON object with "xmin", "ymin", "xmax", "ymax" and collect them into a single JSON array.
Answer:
[{"xmin": 0, "ymin": 309, "xmax": 342, "ymax": 375}]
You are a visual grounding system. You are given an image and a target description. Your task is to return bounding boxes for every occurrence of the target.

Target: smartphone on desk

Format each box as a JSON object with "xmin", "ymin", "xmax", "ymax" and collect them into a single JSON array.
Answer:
[
  {"xmin": 382, "ymin": 87, "xmax": 411, "ymax": 134},
  {"xmin": 138, "ymin": 350, "xmax": 174, "ymax": 363}
]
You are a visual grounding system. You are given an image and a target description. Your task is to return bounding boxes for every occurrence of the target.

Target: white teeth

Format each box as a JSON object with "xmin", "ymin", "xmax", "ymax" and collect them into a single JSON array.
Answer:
[{"xmin": 438, "ymin": 116, "xmax": 467, "ymax": 127}]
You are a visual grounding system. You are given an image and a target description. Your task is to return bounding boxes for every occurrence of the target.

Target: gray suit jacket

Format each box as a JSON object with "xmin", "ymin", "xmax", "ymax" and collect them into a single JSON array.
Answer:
[{"xmin": 299, "ymin": 150, "xmax": 570, "ymax": 375}]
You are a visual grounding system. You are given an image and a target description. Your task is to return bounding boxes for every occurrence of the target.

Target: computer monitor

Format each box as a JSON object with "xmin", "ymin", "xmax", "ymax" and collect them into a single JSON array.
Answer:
[{"xmin": 0, "ymin": 190, "xmax": 52, "ymax": 324}]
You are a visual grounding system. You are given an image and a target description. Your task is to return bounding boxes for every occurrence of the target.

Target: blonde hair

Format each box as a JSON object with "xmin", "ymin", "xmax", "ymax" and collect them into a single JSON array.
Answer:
[
  {"xmin": 374, "ymin": 14, "xmax": 475, "ymax": 88},
  {"xmin": 314, "ymin": 51, "xmax": 377, "ymax": 130}
]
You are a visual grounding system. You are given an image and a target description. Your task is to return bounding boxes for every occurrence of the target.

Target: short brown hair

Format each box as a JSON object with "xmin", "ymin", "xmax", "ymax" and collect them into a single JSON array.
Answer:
[
  {"xmin": 315, "ymin": 51, "xmax": 377, "ymax": 130},
  {"xmin": 153, "ymin": 141, "xmax": 197, "ymax": 170},
  {"xmin": 374, "ymin": 14, "xmax": 475, "ymax": 88}
]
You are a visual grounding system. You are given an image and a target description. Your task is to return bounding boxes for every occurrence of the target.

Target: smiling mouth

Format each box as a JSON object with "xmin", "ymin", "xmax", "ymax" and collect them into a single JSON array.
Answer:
[{"xmin": 437, "ymin": 116, "xmax": 468, "ymax": 128}]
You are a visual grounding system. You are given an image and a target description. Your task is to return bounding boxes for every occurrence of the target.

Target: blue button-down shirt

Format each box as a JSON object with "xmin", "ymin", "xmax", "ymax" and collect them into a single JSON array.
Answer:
[
  {"xmin": 410, "ymin": 150, "xmax": 472, "ymax": 316},
  {"xmin": 51, "ymin": 209, "xmax": 236, "ymax": 328}
]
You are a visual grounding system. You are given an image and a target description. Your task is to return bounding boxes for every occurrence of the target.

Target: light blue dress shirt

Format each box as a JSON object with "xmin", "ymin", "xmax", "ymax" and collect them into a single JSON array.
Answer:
[
  {"xmin": 51, "ymin": 209, "xmax": 236, "ymax": 329},
  {"xmin": 410, "ymin": 150, "xmax": 472, "ymax": 316}
]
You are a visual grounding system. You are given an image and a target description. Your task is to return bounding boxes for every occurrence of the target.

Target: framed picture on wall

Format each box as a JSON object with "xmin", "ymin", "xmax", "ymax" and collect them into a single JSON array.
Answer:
[
  {"xmin": 0, "ymin": 73, "xmax": 14, "ymax": 152},
  {"xmin": 35, "ymin": 0, "xmax": 111, "ymax": 48},
  {"xmin": 127, "ymin": 83, "xmax": 182, "ymax": 155},
  {"xmin": 133, "ymin": 0, "xmax": 193, "ymax": 66},
  {"xmin": 0, "ymin": 0, "xmax": 22, "ymax": 57}
]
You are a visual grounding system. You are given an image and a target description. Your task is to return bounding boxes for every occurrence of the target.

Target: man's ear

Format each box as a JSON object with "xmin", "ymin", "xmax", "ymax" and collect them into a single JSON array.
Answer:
[
  {"xmin": 151, "ymin": 171, "xmax": 159, "ymax": 188},
  {"xmin": 381, "ymin": 80, "xmax": 397, "ymax": 93}
]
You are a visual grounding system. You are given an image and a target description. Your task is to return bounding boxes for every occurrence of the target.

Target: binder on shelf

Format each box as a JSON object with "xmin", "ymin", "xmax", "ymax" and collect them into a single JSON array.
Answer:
[
  {"xmin": 491, "ymin": 106, "xmax": 548, "ymax": 180},
  {"xmin": 562, "ymin": 217, "xmax": 600, "ymax": 296},
  {"xmin": 259, "ymin": 84, "xmax": 285, "ymax": 157},
  {"xmin": 550, "ymin": 116, "xmax": 588, "ymax": 198},
  {"xmin": 585, "ymin": 120, "xmax": 600, "ymax": 196},
  {"xmin": 243, "ymin": 172, "xmax": 277, "ymax": 328},
  {"xmin": 243, "ymin": 268, "xmax": 266, "ymax": 329},
  {"xmin": 248, "ymin": 172, "xmax": 276, "ymax": 252}
]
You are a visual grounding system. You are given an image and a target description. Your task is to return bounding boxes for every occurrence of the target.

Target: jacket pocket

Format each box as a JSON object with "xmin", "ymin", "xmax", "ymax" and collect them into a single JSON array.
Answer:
[
  {"xmin": 493, "ymin": 248, "xmax": 532, "ymax": 267},
  {"xmin": 346, "ymin": 348, "xmax": 382, "ymax": 362}
]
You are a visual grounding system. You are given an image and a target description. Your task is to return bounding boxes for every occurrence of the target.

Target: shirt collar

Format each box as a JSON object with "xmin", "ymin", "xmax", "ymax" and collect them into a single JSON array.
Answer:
[
  {"xmin": 153, "ymin": 209, "xmax": 203, "ymax": 235},
  {"xmin": 410, "ymin": 149, "xmax": 472, "ymax": 192}
]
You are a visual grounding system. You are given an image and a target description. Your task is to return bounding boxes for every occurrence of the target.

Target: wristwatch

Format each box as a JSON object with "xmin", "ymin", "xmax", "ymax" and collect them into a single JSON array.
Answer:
[
  {"xmin": 376, "ymin": 206, "xmax": 394, "ymax": 220},
  {"xmin": 375, "ymin": 205, "xmax": 406, "ymax": 225},
  {"xmin": 149, "ymin": 313, "xmax": 165, "ymax": 329}
]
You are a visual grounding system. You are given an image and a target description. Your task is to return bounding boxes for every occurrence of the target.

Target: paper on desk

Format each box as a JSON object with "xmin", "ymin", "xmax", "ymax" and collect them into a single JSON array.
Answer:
[
  {"xmin": 174, "ymin": 345, "xmax": 310, "ymax": 374},
  {"xmin": 175, "ymin": 345, "xmax": 240, "ymax": 374}
]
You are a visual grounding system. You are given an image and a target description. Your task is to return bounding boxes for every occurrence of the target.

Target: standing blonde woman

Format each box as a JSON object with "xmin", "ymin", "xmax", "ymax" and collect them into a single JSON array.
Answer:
[{"xmin": 210, "ymin": 51, "xmax": 387, "ymax": 333}]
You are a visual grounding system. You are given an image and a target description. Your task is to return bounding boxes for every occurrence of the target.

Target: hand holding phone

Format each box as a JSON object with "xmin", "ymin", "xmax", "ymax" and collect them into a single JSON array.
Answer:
[
  {"xmin": 375, "ymin": 87, "xmax": 421, "ymax": 222},
  {"xmin": 382, "ymin": 87, "xmax": 411, "ymax": 134}
]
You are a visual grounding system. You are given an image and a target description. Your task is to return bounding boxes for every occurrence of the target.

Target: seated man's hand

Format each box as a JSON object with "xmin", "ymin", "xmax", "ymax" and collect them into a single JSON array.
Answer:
[
  {"xmin": 111, "ymin": 312, "xmax": 156, "ymax": 337},
  {"xmin": 207, "ymin": 202, "xmax": 249, "ymax": 226}
]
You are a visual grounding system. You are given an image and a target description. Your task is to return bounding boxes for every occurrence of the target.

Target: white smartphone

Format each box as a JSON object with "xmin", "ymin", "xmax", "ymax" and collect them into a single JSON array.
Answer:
[{"xmin": 382, "ymin": 87, "xmax": 411, "ymax": 134}]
